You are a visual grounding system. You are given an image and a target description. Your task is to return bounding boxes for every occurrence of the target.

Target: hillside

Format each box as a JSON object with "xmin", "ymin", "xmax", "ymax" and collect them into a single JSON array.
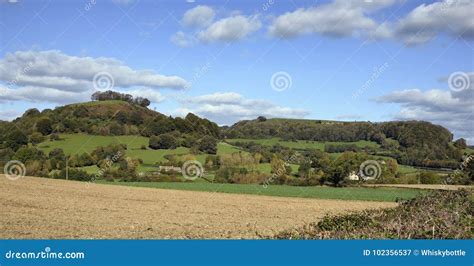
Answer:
[
  {"xmin": 2, "ymin": 100, "xmax": 219, "ymax": 139},
  {"xmin": 0, "ymin": 97, "xmax": 472, "ymax": 188},
  {"xmin": 224, "ymin": 118, "xmax": 466, "ymax": 168}
]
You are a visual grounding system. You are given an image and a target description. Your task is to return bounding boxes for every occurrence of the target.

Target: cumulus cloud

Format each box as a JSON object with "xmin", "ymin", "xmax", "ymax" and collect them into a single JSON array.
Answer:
[
  {"xmin": 268, "ymin": 0, "xmax": 396, "ymax": 38},
  {"xmin": 174, "ymin": 92, "xmax": 309, "ymax": 125},
  {"xmin": 0, "ymin": 50, "xmax": 188, "ymax": 104},
  {"xmin": 182, "ymin": 5, "xmax": 215, "ymax": 28},
  {"xmin": 267, "ymin": 0, "xmax": 473, "ymax": 45},
  {"xmin": 0, "ymin": 108, "xmax": 21, "ymax": 121},
  {"xmin": 376, "ymin": 72, "xmax": 474, "ymax": 142},
  {"xmin": 198, "ymin": 15, "xmax": 262, "ymax": 42},
  {"xmin": 393, "ymin": 0, "xmax": 474, "ymax": 45},
  {"xmin": 172, "ymin": 6, "xmax": 261, "ymax": 45}
]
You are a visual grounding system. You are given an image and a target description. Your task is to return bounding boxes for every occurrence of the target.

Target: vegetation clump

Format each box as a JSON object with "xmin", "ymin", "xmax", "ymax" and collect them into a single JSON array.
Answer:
[{"xmin": 273, "ymin": 189, "xmax": 473, "ymax": 239}]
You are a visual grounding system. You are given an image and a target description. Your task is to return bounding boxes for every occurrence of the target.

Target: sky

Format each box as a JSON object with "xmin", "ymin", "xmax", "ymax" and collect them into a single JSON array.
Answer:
[{"xmin": 0, "ymin": 0, "xmax": 473, "ymax": 142}]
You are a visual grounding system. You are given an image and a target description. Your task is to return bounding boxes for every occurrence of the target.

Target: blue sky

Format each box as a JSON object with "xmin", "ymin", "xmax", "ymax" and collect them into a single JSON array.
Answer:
[{"xmin": 0, "ymin": 0, "xmax": 473, "ymax": 142}]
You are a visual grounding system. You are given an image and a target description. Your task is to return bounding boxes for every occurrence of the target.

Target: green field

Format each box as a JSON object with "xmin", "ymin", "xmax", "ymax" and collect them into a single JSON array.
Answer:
[
  {"xmin": 97, "ymin": 180, "xmax": 426, "ymax": 202},
  {"xmin": 38, "ymin": 134, "xmax": 243, "ymax": 165},
  {"xmin": 226, "ymin": 138, "xmax": 379, "ymax": 150}
]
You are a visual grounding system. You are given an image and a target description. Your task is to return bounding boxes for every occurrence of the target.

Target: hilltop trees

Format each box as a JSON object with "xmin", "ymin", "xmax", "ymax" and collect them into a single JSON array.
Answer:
[{"xmin": 91, "ymin": 90, "xmax": 151, "ymax": 107}]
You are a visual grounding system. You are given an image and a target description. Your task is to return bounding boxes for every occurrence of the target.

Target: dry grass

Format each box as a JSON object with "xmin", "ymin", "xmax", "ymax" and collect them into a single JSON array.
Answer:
[{"xmin": 0, "ymin": 175, "xmax": 394, "ymax": 239}]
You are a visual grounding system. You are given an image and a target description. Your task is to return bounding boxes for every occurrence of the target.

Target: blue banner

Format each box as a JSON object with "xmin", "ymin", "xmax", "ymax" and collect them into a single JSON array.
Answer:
[{"xmin": 0, "ymin": 240, "xmax": 471, "ymax": 266}]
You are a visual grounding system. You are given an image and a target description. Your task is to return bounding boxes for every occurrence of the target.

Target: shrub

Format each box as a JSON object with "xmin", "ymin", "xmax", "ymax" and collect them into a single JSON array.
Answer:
[
  {"xmin": 197, "ymin": 136, "xmax": 217, "ymax": 154},
  {"xmin": 149, "ymin": 134, "xmax": 178, "ymax": 149},
  {"xmin": 49, "ymin": 133, "xmax": 60, "ymax": 141},
  {"xmin": 273, "ymin": 189, "xmax": 473, "ymax": 239},
  {"xmin": 230, "ymin": 172, "xmax": 267, "ymax": 184},
  {"xmin": 29, "ymin": 132, "xmax": 45, "ymax": 145},
  {"xmin": 51, "ymin": 168, "xmax": 93, "ymax": 181},
  {"xmin": 418, "ymin": 172, "xmax": 442, "ymax": 184}
]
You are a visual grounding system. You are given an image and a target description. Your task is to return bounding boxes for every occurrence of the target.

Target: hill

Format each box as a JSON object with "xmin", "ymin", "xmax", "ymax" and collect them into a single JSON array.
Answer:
[
  {"xmin": 2, "ymin": 99, "xmax": 219, "ymax": 139},
  {"xmin": 224, "ymin": 118, "xmax": 465, "ymax": 168},
  {"xmin": 0, "ymin": 96, "xmax": 472, "ymax": 187}
]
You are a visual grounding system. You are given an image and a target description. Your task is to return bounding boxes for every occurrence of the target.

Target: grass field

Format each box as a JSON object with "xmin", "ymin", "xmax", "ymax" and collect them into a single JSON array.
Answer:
[
  {"xmin": 226, "ymin": 138, "xmax": 380, "ymax": 150},
  {"xmin": 97, "ymin": 181, "xmax": 426, "ymax": 202},
  {"xmin": 38, "ymin": 134, "xmax": 243, "ymax": 166}
]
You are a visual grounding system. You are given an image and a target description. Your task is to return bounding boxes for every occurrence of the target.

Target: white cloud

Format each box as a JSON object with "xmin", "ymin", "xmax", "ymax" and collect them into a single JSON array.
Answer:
[
  {"xmin": 393, "ymin": 0, "xmax": 474, "ymax": 45},
  {"xmin": 175, "ymin": 92, "xmax": 309, "ymax": 125},
  {"xmin": 170, "ymin": 31, "xmax": 194, "ymax": 47},
  {"xmin": 198, "ymin": 15, "xmax": 262, "ymax": 42},
  {"xmin": 0, "ymin": 50, "xmax": 188, "ymax": 104},
  {"xmin": 376, "ymin": 72, "xmax": 474, "ymax": 142},
  {"xmin": 182, "ymin": 5, "xmax": 215, "ymax": 28},
  {"xmin": 172, "ymin": 6, "xmax": 261, "ymax": 45},
  {"xmin": 267, "ymin": 0, "xmax": 473, "ymax": 45},
  {"xmin": 0, "ymin": 86, "xmax": 91, "ymax": 104},
  {"xmin": 0, "ymin": 108, "xmax": 21, "ymax": 121},
  {"xmin": 268, "ymin": 0, "xmax": 395, "ymax": 38},
  {"xmin": 122, "ymin": 88, "xmax": 165, "ymax": 103}
]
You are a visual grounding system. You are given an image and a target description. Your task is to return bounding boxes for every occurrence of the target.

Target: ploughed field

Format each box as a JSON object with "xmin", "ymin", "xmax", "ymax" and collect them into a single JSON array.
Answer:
[{"xmin": 0, "ymin": 176, "xmax": 395, "ymax": 239}]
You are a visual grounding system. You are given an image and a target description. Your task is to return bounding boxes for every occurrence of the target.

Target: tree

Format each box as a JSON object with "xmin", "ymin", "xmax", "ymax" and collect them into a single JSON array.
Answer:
[
  {"xmin": 197, "ymin": 136, "xmax": 217, "ymax": 154},
  {"xmin": 5, "ymin": 129, "xmax": 28, "ymax": 151},
  {"xmin": 454, "ymin": 138, "xmax": 467, "ymax": 149},
  {"xmin": 328, "ymin": 152, "xmax": 367, "ymax": 186},
  {"xmin": 30, "ymin": 132, "xmax": 45, "ymax": 145},
  {"xmin": 149, "ymin": 134, "xmax": 177, "ymax": 149},
  {"xmin": 36, "ymin": 118, "xmax": 53, "ymax": 135},
  {"xmin": 270, "ymin": 155, "xmax": 289, "ymax": 184},
  {"xmin": 23, "ymin": 108, "xmax": 40, "ymax": 117}
]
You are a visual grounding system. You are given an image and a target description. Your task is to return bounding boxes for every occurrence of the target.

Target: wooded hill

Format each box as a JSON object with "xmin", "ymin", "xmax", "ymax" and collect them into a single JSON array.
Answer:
[
  {"xmin": 0, "ymin": 98, "xmax": 468, "ymax": 169},
  {"xmin": 223, "ymin": 117, "xmax": 466, "ymax": 168}
]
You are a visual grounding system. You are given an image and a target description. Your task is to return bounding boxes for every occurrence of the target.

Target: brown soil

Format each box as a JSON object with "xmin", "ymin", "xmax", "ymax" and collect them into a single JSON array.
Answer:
[{"xmin": 0, "ymin": 175, "xmax": 395, "ymax": 239}]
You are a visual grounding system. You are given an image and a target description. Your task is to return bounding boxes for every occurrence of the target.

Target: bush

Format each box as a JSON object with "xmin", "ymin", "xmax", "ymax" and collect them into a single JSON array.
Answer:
[
  {"xmin": 231, "ymin": 172, "xmax": 267, "ymax": 184},
  {"xmin": 418, "ymin": 172, "xmax": 442, "ymax": 184},
  {"xmin": 29, "ymin": 132, "xmax": 45, "ymax": 145},
  {"xmin": 197, "ymin": 136, "xmax": 217, "ymax": 154},
  {"xmin": 51, "ymin": 168, "xmax": 93, "ymax": 181},
  {"xmin": 149, "ymin": 134, "xmax": 178, "ymax": 149},
  {"xmin": 273, "ymin": 189, "xmax": 473, "ymax": 239},
  {"xmin": 49, "ymin": 133, "xmax": 60, "ymax": 141}
]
